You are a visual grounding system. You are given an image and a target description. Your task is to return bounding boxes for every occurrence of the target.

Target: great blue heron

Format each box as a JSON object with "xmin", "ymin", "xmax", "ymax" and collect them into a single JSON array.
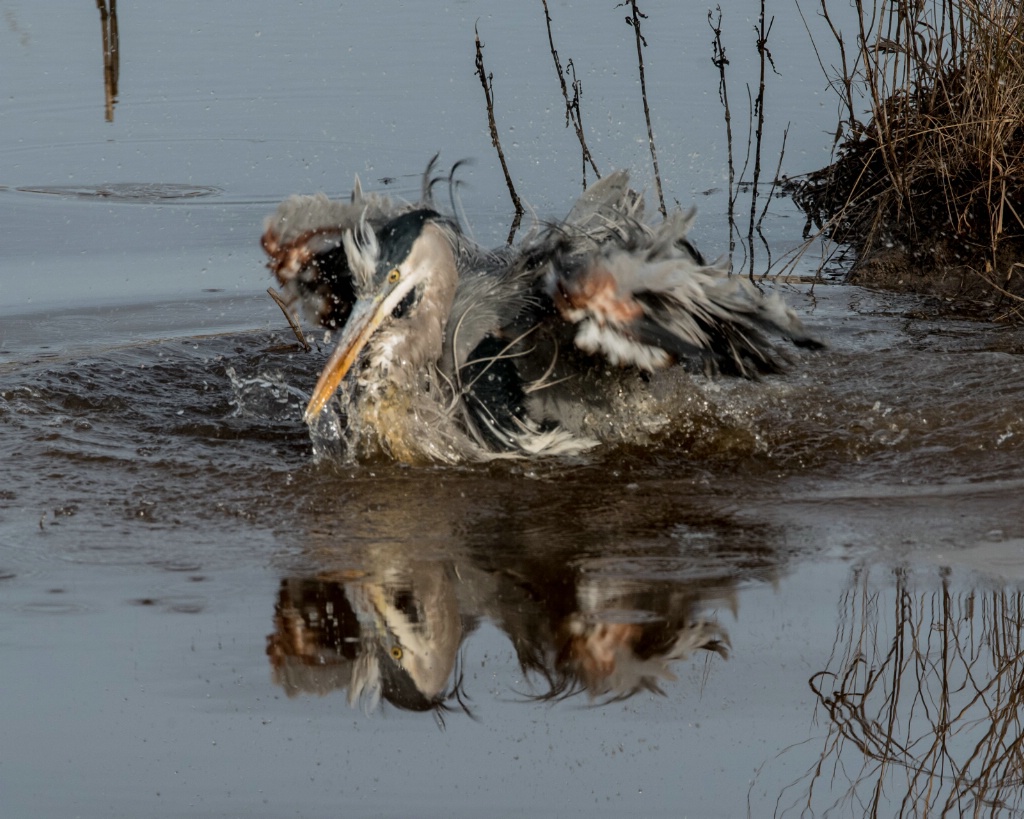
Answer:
[{"xmin": 261, "ymin": 161, "xmax": 821, "ymax": 463}]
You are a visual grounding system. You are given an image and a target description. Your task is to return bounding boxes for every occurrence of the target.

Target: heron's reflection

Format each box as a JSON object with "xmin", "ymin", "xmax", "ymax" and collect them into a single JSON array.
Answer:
[
  {"xmin": 496, "ymin": 568, "xmax": 730, "ymax": 702},
  {"xmin": 268, "ymin": 562, "xmax": 469, "ymax": 716},
  {"xmin": 264, "ymin": 469, "xmax": 788, "ymax": 717},
  {"xmin": 267, "ymin": 559, "xmax": 733, "ymax": 715}
]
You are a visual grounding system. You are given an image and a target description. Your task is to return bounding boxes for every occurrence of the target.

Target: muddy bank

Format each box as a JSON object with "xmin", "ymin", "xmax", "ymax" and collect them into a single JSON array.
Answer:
[
  {"xmin": 846, "ymin": 241, "xmax": 1024, "ymax": 320},
  {"xmin": 785, "ymin": 0, "xmax": 1024, "ymax": 321}
]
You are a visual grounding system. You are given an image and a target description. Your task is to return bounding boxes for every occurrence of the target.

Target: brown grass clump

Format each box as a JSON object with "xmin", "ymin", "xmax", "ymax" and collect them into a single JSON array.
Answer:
[{"xmin": 789, "ymin": 0, "xmax": 1024, "ymax": 318}]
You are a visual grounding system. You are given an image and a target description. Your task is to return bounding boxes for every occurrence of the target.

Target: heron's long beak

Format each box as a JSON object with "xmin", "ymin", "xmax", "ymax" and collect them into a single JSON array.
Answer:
[{"xmin": 303, "ymin": 293, "xmax": 390, "ymax": 422}]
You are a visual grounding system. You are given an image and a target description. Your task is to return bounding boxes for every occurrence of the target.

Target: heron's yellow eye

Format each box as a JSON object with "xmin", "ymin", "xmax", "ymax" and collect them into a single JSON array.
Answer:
[
  {"xmin": 387, "ymin": 268, "xmax": 401, "ymax": 284},
  {"xmin": 390, "ymin": 645, "xmax": 403, "ymax": 660}
]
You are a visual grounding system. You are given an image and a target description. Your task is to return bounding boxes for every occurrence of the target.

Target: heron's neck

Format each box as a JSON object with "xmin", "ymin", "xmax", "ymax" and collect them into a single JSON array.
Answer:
[
  {"xmin": 362, "ymin": 309, "xmax": 443, "ymax": 392},
  {"xmin": 364, "ymin": 223, "xmax": 459, "ymax": 390}
]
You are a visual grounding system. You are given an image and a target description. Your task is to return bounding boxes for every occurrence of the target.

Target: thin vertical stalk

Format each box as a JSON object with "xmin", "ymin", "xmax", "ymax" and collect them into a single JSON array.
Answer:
[
  {"xmin": 622, "ymin": 0, "xmax": 666, "ymax": 217},
  {"xmin": 542, "ymin": 0, "xmax": 600, "ymax": 187},
  {"xmin": 474, "ymin": 26, "xmax": 524, "ymax": 242}
]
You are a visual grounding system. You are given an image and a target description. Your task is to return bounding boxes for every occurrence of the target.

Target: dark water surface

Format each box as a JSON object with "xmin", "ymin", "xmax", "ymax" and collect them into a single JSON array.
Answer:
[{"xmin": 3, "ymin": 3, "xmax": 1024, "ymax": 818}]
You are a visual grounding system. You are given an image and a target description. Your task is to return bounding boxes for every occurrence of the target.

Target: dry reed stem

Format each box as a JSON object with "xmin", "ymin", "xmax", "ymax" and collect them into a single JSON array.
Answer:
[
  {"xmin": 709, "ymin": 6, "xmax": 788, "ymax": 281},
  {"xmin": 791, "ymin": 0, "xmax": 1024, "ymax": 310},
  {"xmin": 474, "ymin": 25, "xmax": 524, "ymax": 239},
  {"xmin": 747, "ymin": 0, "xmax": 778, "ymax": 280},
  {"xmin": 96, "ymin": 0, "xmax": 119, "ymax": 122},
  {"xmin": 267, "ymin": 288, "xmax": 310, "ymax": 352},
  {"xmin": 620, "ymin": 1, "xmax": 667, "ymax": 217},
  {"xmin": 542, "ymin": 0, "xmax": 600, "ymax": 188},
  {"xmin": 709, "ymin": 8, "xmax": 738, "ymax": 258}
]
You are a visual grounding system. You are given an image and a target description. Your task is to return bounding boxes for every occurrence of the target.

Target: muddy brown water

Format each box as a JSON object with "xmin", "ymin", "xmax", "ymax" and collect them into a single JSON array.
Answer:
[{"xmin": 3, "ymin": 3, "xmax": 1024, "ymax": 818}]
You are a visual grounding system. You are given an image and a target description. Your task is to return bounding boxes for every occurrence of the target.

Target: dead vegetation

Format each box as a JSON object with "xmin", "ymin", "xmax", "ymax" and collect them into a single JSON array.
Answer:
[
  {"xmin": 475, "ymin": 1, "xmax": 788, "ymax": 284},
  {"xmin": 766, "ymin": 566, "xmax": 1024, "ymax": 817},
  {"xmin": 788, "ymin": 0, "xmax": 1024, "ymax": 319},
  {"xmin": 709, "ymin": 3, "xmax": 790, "ymax": 281}
]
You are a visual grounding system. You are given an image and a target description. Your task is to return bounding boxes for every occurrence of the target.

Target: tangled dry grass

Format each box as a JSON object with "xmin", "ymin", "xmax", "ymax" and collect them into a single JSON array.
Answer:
[
  {"xmin": 789, "ymin": 0, "xmax": 1024, "ymax": 318},
  {"xmin": 767, "ymin": 567, "xmax": 1024, "ymax": 816}
]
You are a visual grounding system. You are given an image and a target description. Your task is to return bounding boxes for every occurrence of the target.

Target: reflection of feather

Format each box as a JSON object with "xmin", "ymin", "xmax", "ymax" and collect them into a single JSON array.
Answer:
[
  {"xmin": 567, "ymin": 615, "xmax": 729, "ymax": 699},
  {"xmin": 347, "ymin": 651, "xmax": 382, "ymax": 714}
]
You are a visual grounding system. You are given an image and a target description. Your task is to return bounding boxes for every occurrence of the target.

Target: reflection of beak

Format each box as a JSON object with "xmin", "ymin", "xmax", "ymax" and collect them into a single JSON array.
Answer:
[{"xmin": 303, "ymin": 294, "xmax": 391, "ymax": 422}]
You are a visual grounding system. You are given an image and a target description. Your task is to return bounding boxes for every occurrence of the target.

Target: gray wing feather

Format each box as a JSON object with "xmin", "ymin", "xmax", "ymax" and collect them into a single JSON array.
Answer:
[{"xmin": 542, "ymin": 172, "xmax": 822, "ymax": 375}]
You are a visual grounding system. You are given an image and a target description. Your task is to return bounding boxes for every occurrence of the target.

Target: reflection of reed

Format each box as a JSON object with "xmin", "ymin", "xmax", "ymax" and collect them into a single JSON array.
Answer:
[
  {"xmin": 96, "ymin": 0, "xmax": 119, "ymax": 122},
  {"xmin": 779, "ymin": 566, "xmax": 1024, "ymax": 817}
]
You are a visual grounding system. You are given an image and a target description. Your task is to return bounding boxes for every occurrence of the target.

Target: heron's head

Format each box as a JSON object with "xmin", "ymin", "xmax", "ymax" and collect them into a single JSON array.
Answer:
[{"xmin": 304, "ymin": 209, "xmax": 458, "ymax": 422}]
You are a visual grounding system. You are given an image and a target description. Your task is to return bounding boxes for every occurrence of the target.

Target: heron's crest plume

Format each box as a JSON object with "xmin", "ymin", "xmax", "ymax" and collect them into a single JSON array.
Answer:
[{"xmin": 342, "ymin": 214, "xmax": 380, "ymax": 295}]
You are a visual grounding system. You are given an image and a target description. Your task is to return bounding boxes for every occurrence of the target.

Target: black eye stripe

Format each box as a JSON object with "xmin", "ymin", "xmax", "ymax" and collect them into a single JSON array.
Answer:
[{"xmin": 391, "ymin": 287, "xmax": 419, "ymax": 320}]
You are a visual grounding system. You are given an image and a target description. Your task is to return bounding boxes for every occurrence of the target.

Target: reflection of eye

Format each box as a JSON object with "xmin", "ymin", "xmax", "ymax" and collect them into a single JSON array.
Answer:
[
  {"xmin": 387, "ymin": 268, "xmax": 400, "ymax": 284},
  {"xmin": 390, "ymin": 645, "xmax": 403, "ymax": 660}
]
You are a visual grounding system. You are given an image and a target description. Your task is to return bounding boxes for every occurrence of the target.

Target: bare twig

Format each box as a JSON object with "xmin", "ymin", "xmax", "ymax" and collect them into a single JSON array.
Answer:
[
  {"xmin": 267, "ymin": 287, "xmax": 310, "ymax": 352},
  {"xmin": 709, "ymin": 7, "xmax": 737, "ymax": 258},
  {"xmin": 621, "ymin": 0, "xmax": 666, "ymax": 217},
  {"xmin": 758, "ymin": 122, "xmax": 789, "ymax": 232},
  {"xmin": 796, "ymin": 0, "xmax": 859, "ymax": 147},
  {"xmin": 505, "ymin": 211, "xmax": 523, "ymax": 246},
  {"xmin": 474, "ymin": 25, "xmax": 524, "ymax": 232},
  {"xmin": 96, "ymin": 0, "xmax": 119, "ymax": 122},
  {"xmin": 747, "ymin": 0, "xmax": 777, "ymax": 281},
  {"xmin": 542, "ymin": 0, "xmax": 600, "ymax": 187},
  {"xmin": 753, "ymin": 122, "xmax": 791, "ymax": 281}
]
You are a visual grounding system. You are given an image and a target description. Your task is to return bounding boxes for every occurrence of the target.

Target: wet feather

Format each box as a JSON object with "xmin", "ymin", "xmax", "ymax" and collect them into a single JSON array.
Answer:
[{"xmin": 261, "ymin": 163, "xmax": 822, "ymax": 463}]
